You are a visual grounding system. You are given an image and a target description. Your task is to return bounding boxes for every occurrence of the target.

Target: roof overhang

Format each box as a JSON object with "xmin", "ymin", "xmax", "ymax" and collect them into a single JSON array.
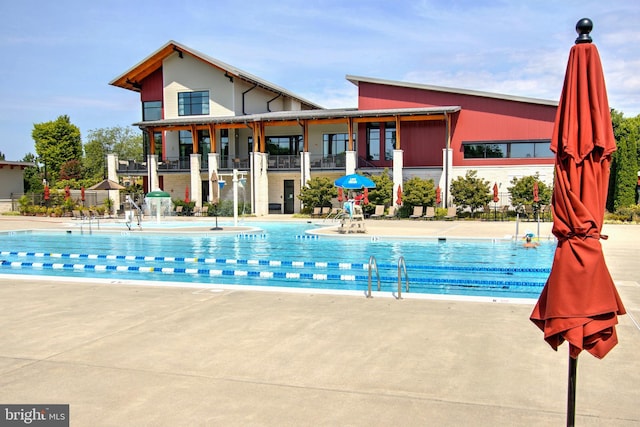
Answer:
[{"xmin": 133, "ymin": 106, "xmax": 461, "ymax": 130}]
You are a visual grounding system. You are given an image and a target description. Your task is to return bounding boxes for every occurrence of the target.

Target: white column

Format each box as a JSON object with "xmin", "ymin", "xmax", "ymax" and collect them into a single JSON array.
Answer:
[
  {"xmin": 441, "ymin": 148, "xmax": 453, "ymax": 208},
  {"xmin": 148, "ymin": 154, "xmax": 159, "ymax": 192},
  {"xmin": 345, "ymin": 151, "xmax": 356, "ymax": 175},
  {"xmin": 392, "ymin": 149, "xmax": 404, "ymax": 207},
  {"xmin": 189, "ymin": 153, "xmax": 202, "ymax": 207},
  {"xmin": 106, "ymin": 154, "xmax": 119, "ymax": 216},
  {"xmin": 251, "ymin": 152, "xmax": 269, "ymax": 216}
]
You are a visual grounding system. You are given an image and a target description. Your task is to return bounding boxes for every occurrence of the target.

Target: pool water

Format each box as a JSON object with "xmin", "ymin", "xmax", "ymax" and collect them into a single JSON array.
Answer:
[{"xmin": 0, "ymin": 221, "xmax": 554, "ymax": 299}]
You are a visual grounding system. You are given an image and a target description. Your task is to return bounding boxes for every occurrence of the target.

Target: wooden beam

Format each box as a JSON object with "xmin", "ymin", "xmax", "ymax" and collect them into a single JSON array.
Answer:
[
  {"xmin": 395, "ymin": 116, "xmax": 401, "ymax": 150},
  {"xmin": 147, "ymin": 129, "xmax": 155, "ymax": 155},
  {"xmin": 208, "ymin": 123, "xmax": 217, "ymax": 152},
  {"xmin": 190, "ymin": 124, "xmax": 199, "ymax": 154}
]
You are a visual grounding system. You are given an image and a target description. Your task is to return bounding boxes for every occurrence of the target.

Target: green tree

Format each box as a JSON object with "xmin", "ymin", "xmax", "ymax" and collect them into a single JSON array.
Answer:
[
  {"xmin": 365, "ymin": 169, "xmax": 393, "ymax": 215},
  {"xmin": 507, "ymin": 174, "xmax": 552, "ymax": 210},
  {"xmin": 609, "ymin": 110, "xmax": 639, "ymax": 211},
  {"xmin": 83, "ymin": 126, "xmax": 143, "ymax": 180},
  {"xmin": 450, "ymin": 170, "xmax": 491, "ymax": 216},
  {"xmin": 298, "ymin": 176, "xmax": 337, "ymax": 213},
  {"xmin": 0, "ymin": 151, "xmax": 5, "ymax": 160},
  {"xmin": 32, "ymin": 115, "xmax": 82, "ymax": 184},
  {"xmin": 400, "ymin": 176, "xmax": 436, "ymax": 217},
  {"xmin": 21, "ymin": 153, "xmax": 43, "ymax": 194}
]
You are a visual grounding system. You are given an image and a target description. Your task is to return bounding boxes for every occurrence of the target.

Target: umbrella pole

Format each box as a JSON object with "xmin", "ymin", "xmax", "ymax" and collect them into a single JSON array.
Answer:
[{"xmin": 567, "ymin": 354, "xmax": 577, "ymax": 427}]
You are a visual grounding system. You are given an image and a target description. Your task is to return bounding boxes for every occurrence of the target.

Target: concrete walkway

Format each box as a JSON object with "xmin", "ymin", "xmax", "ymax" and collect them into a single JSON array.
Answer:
[{"xmin": 0, "ymin": 216, "xmax": 638, "ymax": 426}]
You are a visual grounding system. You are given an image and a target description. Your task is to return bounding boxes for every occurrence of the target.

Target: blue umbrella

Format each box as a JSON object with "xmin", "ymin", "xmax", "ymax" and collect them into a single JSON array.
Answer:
[{"xmin": 334, "ymin": 173, "xmax": 376, "ymax": 189}]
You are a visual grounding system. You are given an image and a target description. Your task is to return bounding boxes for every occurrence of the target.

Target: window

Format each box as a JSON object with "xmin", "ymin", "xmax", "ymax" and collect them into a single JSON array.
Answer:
[
  {"xmin": 178, "ymin": 91, "xmax": 209, "ymax": 116},
  {"xmin": 322, "ymin": 133, "xmax": 353, "ymax": 157},
  {"xmin": 384, "ymin": 123, "xmax": 396, "ymax": 161},
  {"xmin": 143, "ymin": 131, "xmax": 163, "ymax": 158},
  {"xmin": 266, "ymin": 136, "xmax": 302, "ymax": 155},
  {"xmin": 179, "ymin": 131, "xmax": 193, "ymax": 157},
  {"xmin": 366, "ymin": 124, "xmax": 380, "ymax": 161},
  {"xmin": 463, "ymin": 139, "xmax": 552, "ymax": 159},
  {"xmin": 143, "ymin": 101, "xmax": 162, "ymax": 121}
]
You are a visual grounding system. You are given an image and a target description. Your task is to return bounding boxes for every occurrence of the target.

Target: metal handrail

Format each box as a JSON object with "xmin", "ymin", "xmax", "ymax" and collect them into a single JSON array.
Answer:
[
  {"xmin": 396, "ymin": 256, "xmax": 409, "ymax": 299},
  {"xmin": 366, "ymin": 255, "xmax": 381, "ymax": 298}
]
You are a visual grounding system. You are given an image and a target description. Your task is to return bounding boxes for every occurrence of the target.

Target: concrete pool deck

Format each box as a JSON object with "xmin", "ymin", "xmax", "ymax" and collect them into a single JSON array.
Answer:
[{"xmin": 0, "ymin": 215, "xmax": 638, "ymax": 426}]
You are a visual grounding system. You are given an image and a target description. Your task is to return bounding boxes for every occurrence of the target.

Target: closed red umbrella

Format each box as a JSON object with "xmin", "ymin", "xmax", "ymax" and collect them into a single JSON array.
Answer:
[
  {"xmin": 363, "ymin": 187, "xmax": 369, "ymax": 205},
  {"xmin": 396, "ymin": 185, "xmax": 402, "ymax": 206},
  {"xmin": 529, "ymin": 19, "xmax": 625, "ymax": 425},
  {"xmin": 81, "ymin": 187, "xmax": 85, "ymax": 202},
  {"xmin": 44, "ymin": 185, "xmax": 50, "ymax": 201},
  {"xmin": 185, "ymin": 186, "xmax": 190, "ymax": 203},
  {"xmin": 533, "ymin": 181, "xmax": 540, "ymax": 203},
  {"xmin": 337, "ymin": 187, "xmax": 344, "ymax": 203},
  {"xmin": 64, "ymin": 186, "xmax": 70, "ymax": 200},
  {"xmin": 435, "ymin": 186, "xmax": 441, "ymax": 206},
  {"xmin": 492, "ymin": 183, "xmax": 499, "ymax": 203}
]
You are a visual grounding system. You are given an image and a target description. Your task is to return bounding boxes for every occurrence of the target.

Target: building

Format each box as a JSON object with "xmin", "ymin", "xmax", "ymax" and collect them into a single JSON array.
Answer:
[
  {"xmin": 110, "ymin": 41, "xmax": 557, "ymax": 214},
  {"xmin": 0, "ymin": 160, "xmax": 35, "ymax": 213}
]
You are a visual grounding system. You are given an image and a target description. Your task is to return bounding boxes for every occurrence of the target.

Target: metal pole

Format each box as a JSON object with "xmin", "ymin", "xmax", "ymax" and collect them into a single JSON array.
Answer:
[
  {"xmin": 233, "ymin": 169, "xmax": 239, "ymax": 227},
  {"xmin": 567, "ymin": 354, "xmax": 577, "ymax": 427}
]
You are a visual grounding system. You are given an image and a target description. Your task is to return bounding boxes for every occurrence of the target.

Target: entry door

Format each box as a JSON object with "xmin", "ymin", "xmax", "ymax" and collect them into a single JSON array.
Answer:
[{"xmin": 284, "ymin": 180, "xmax": 295, "ymax": 214}]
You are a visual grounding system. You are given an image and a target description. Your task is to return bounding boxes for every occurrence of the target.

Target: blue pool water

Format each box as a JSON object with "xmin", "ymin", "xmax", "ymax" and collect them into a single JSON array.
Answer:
[{"xmin": 0, "ymin": 221, "xmax": 554, "ymax": 299}]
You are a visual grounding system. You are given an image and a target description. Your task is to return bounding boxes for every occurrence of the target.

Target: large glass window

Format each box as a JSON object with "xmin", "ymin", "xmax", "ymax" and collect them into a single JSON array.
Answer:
[
  {"xmin": 322, "ymin": 133, "xmax": 352, "ymax": 157},
  {"xmin": 178, "ymin": 131, "xmax": 193, "ymax": 157},
  {"xmin": 266, "ymin": 136, "xmax": 302, "ymax": 155},
  {"xmin": 143, "ymin": 131, "xmax": 163, "ymax": 158},
  {"xmin": 366, "ymin": 124, "xmax": 380, "ymax": 161},
  {"xmin": 143, "ymin": 101, "xmax": 162, "ymax": 121},
  {"xmin": 384, "ymin": 123, "xmax": 396, "ymax": 161},
  {"xmin": 463, "ymin": 140, "xmax": 551, "ymax": 159},
  {"xmin": 178, "ymin": 91, "xmax": 209, "ymax": 116}
]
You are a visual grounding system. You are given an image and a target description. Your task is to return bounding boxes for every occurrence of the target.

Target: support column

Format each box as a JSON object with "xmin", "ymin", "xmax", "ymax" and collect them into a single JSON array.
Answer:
[
  {"xmin": 106, "ymin": 154, "xmax": 119, "ymax": 216},
  {"xmin": 189, "ymin": 153, "xmax": 202, "ymax": 207},
  {"xmin": 392, "ymin": 149, "xmax": 404, "ymax": 207},
  {"xmin": 345, "ymin": 151, "xmax": 356, "ymax": 175},
  {"xmin": 251, "ymin": 151, "xmax": 269, "ymax": 216},
  {"xmin": 441, "ymin": 148, "xmax": 453, "ymax": 208},
  {"xmin": 148, "ymin": 154, "xmax": 159, "ymax": 192}
]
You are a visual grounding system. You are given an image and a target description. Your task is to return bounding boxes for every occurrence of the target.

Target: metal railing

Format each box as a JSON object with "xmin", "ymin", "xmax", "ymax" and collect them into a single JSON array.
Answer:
[
  {"xmin": 366, "ymin": 255, "xmax": 381, "ymax": 298},
  {"xmin": 396, "ymin": 256, "xmax": 409, "ymax": 299}
]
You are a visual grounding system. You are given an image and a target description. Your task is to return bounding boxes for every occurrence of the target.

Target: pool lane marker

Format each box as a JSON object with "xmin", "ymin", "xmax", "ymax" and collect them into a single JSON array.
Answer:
[
  {"xmin": 0, "ymin": 250, "xmax": 550, "ymax": 275},
  {"xmin": 0, "ymin": 258, "xmax": 544, "ymax": 290}
]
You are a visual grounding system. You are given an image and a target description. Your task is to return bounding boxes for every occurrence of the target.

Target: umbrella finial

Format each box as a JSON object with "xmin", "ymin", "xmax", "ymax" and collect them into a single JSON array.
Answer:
[{"xmin": 575, "ymin": 18, "xmax": 593, "ymax": 44}]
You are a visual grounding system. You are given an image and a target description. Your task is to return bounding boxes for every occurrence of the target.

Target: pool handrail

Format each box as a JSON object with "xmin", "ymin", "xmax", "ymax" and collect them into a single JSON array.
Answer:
[
  {"xmin": 397, "ymin": 256, "xmax": 409, "ymax": 299},
  {"xmin": 366, "ymin": 255, "xmax": 381, "ymax": 298}
]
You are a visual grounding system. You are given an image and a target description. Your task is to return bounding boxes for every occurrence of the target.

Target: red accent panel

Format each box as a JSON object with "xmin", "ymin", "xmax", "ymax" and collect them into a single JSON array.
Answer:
[
  {"xmin": 357, "ymin": 82, "xmax": 556, "ymax": 166},
  {"xmin": 141, "ymin": 67, "xmax": 163, "ymax": 103}
]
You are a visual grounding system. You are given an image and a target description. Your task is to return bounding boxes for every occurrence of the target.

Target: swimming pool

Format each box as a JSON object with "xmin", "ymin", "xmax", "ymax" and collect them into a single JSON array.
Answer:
[{"xmin": 0, "ymin": 221, "xmax": 553, "ymax": 300}]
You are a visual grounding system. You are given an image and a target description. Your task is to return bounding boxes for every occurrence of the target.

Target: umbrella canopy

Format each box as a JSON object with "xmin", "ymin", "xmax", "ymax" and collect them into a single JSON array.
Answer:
[
  {"xmin": 88, "ymin": 179, "xmax": 126, "ymax": 191},
  {"xmin": 396, "ymin": 185, "xmax": 403, "ymax": 206},
  {"xmin": 530, "ymin": 19, "xmax": 625, "ymax": 360},
  {"xmin": 435, "ymin": 186, "xmax": 441, "ymax": 206},
  {"xmin": 334, "ymin": 173, "xmax": 376, "ymax": 190},
  {"xmin": 492, "ymin": 183, "xmax": 499, "ymax": 203},
  {"xmin": 146, "ymin": 190, "xmax": 171, "ymax": 198},
  {"xmin": 533, "ymin": 181, "xmax": 540, "ymax": 203}
]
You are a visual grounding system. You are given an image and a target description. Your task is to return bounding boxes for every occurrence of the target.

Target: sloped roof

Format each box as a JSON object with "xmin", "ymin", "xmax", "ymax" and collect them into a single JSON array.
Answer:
[
  {"xmin": 110, "ymin": 40, "xmax": 324, "ymax": 110},
  {"xmin": 346, "ymin": 75, "xmax": 558, "ymax": 107}
]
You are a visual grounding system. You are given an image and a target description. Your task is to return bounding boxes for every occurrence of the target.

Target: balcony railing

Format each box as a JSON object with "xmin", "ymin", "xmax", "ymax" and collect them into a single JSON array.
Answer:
[{"xmin": 116, "ymin": 153, "xmax": 350, "ymax": 173}]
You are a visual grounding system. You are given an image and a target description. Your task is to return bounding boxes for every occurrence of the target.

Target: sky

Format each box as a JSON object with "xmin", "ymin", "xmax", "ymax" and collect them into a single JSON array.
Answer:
[{"xmin": 1, "ymin": 0, "xmax": 639, "ymax": 161}]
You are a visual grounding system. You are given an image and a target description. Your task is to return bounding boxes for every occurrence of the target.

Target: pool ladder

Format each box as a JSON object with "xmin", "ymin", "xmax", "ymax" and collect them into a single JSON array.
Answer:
[{"xmin": 366, "ymin": 256, "xmax": 409, "ymax": 299}]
